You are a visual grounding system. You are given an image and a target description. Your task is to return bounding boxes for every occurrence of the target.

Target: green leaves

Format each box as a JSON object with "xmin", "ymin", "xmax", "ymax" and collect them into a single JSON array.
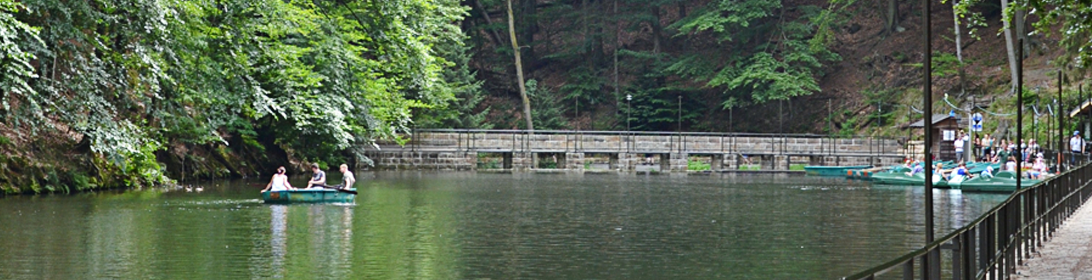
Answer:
[
  {"xmin": 2, "ymin": 0, "xmax": 468, "ymax": 183},
  {"xmin": 1028, "ymin": 0, "xmax": 1092, "ymax": 68},
  {"xmin": 0, "ymin": 0, "xmax": 45, "ymax": 128},
  {"xmin": 674, "ymin": 0, "xmax": 781, "ymax": 42},
  {"xmin": 671, "ymin": 2, "xmax": 839, "ymax": 109}
]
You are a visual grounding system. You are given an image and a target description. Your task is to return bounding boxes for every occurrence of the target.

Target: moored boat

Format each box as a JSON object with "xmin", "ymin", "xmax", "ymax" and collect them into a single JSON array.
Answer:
[
  {"xmin": 262, "ymin": 188, "xmax": 356, "ymax": 204},
  {"xmin": 871, "ymin": 172, "xmax": 951, "ymax": 188},
  {"xmin": 805, "ymin": 165, "xmax": 873, "ymax": 176},
  {"xmin": 846, "ymin": 166, "xmax": 892, "ymax": 180},
  {"xmin": 956, "ymin": 171, "xmax": 1042, "ymax": 192}
]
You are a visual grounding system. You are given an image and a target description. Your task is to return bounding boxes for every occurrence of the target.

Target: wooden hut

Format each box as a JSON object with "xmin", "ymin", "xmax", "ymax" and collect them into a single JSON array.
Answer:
[{"xmin": 907, "ymin": 114, "xmax": 964, "ymax": 161}]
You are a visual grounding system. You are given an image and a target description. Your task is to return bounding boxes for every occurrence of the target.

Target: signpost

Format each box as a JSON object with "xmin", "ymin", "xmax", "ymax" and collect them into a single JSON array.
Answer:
[
  {"xmin": 972, "ymin": 113, "xmax": 983, "ymax": 132},
  {"xmin": 968, "ymin": 112, "xmax": 983, "ymax": 162}
]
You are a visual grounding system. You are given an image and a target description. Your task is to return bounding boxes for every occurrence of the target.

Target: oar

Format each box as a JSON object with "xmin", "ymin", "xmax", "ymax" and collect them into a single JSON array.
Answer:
[{"xmin": 314, "ymin": 184, "xmax": 358, "ymax": 195}]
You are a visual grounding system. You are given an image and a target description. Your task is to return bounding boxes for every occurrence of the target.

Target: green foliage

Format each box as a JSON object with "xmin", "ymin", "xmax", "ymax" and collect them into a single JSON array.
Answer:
[
  {"xmin": 0, "ymin": 0, "xmax": 44, "ymax": 126},
  {"xmin": 670, "ymin": 2, "xmax": 840, "ymax": 108},
  {"xmin": 521, "ymin": 80, "xmax": 569, "ymax": 130},
  {"xmin": 947, "ymin": 0, "xmax": 990, "ymax": 40},
  {"xmin": 537, "ymin": 155, "xmax": 559, "ymax": 169},
  {"xmin": 932, "ymin": 52, "xmax": 963, "ymax": 77},
  {"xmin": 1028, "ymin": 1, "xmax": 1092, "ymax": 68},
  {"xmin": 687, "ymin": 158, "xmax": 711, "ymax": 171},
  {"xmin": 2, "ymin": 0, "xmax": 471, "ymax": 187},
  {"xmin": 418, "ymin": 33, "xmax": 493, "ymax": 129}
]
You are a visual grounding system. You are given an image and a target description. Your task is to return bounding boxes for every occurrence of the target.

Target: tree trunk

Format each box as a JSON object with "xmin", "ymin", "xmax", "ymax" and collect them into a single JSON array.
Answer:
[
  {"xmin": 582, "ymin": 0, "xmax": 590, "ymax": 59},
  {"xmin": 678, "ymin": 1, "xmax": 686, "ymax": 19},
  {"xmin": 613, "ymin": 0, "xmax": 620, "ymax": 101},
  {"xmin": 1014, "ymin": 7, "xmax": 1027, "ymax": 56},
  {"xmin": 1000, "ymin": 0, "xmax": 1019, "ymax": 94},
  {"xmin": 885, "ymin": 0, "xmax": 898, "ymax": 33},
  {"xmin": 953, "ymin": 0, "xmax": 966, "ymax": 96},
  {"xmin": 474, "ymin": 0, "xmax": 504, "ymax": 46},
  {"xmin": 651, "ymin": 5, "xmax": 662, "ymax": 55},
  {"xmin": 508, "ymin": 0, "xmax": 534, "ymax": 131},
  {"xmin": 520, "ymin": 0, "xmax": 537, "ymax": 69}
]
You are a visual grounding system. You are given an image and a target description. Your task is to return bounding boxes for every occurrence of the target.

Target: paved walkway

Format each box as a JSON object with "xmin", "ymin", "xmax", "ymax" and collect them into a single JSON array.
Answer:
[{"xmin": 1017, "ymin": 202, "xmax": 1092, "ymax": 279}]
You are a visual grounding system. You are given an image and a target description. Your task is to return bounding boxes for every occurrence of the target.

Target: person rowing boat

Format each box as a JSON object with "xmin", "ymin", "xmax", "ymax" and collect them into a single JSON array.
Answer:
[{"xmin": 332, "ymin": 164, "xmax": 355, "ymax": 189}]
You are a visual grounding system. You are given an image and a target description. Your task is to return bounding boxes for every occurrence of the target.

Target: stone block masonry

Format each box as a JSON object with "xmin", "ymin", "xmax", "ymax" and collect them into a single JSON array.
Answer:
[{"xmin": 370, "ymin": 131, "xmax": 906, "ymax": 172}]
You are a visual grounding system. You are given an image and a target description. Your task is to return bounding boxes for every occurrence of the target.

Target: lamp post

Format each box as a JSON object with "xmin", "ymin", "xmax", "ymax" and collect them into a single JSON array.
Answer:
[{"xmin": 626, "ymin": 94, "xmax": 632, "ymax": 131}]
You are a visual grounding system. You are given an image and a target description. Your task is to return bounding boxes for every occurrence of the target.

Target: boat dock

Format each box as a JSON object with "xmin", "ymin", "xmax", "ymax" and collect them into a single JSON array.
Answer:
[{"xmin": 1016, "ymin": 201, "xmax": 1092, "ymax": 278}]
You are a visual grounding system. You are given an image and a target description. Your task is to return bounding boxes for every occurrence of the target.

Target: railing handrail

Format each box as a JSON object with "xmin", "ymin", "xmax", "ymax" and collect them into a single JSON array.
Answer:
[
  {"xmin": 408, "ymin": 128, "xmax": 903, "ymax": 141},
  {"xmin": 842, "ymin": 158, "xmax": 1092, "ymax": 280}
]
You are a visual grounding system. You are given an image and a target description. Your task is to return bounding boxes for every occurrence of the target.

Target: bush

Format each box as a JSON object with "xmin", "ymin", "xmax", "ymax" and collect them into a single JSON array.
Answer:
[{"xmin": 688, "ymin": 158, "xmax": 711, "ymax": 171}]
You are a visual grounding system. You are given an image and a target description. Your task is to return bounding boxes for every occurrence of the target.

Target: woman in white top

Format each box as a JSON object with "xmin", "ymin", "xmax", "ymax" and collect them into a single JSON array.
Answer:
[{"xmin": 262, "ymin": 166, "xmax": 295, "ymax": 192}]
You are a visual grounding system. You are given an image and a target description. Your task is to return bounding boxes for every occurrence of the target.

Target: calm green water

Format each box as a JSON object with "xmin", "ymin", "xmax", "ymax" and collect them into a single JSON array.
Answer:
[{"xmin": 0, "ymin": 172, "xmax": 1007, "ymax": 279}]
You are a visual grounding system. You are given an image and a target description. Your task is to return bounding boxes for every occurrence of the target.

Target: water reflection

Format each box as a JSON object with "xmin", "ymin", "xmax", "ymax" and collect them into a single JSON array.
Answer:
[
  {"xmin": 271, "ymin": 205, "xmax": 287, "ymax": 277},
  {"xmin": 0, "ymin": 173, "xmax": 1011, "ymax": 279}
]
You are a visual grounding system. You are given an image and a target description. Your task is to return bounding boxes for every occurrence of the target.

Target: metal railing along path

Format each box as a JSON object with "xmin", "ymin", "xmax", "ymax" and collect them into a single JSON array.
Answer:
[
  {"xmin": 393, "ymin": 129, "xmax": 904, "ymax": 158},
  {"xmin": 842, "ymin": 158, "xmax": 1092, "ymax": 280}
]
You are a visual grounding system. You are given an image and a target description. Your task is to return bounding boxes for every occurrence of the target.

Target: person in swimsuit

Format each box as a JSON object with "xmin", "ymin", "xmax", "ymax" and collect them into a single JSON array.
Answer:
[{"xmin": 262, "ymin": 166, "xmax": 295, "ymax": 192}]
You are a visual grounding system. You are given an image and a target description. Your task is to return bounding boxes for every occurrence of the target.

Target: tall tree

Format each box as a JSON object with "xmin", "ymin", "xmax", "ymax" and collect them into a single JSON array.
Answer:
[
  {"xmin": 951, "ymin": 0, "xmax": 966, "ymax": 95},
  {"xmin": 1000, "ymin": 0, "xmax": 1019, "ymax": 94},
  {"xmin": 507, "ymin": 0, "xmax": 534, "ymax": 131}
]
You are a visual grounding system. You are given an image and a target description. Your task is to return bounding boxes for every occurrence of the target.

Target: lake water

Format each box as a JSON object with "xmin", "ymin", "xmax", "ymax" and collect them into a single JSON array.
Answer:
[{"xmin": 0, "ymin": 172, "xmax": 1008, "ymax": 279}]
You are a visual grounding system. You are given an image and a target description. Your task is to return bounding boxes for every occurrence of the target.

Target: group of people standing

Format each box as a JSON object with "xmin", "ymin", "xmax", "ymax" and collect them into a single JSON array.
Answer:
[
  {"xmin": 953, "ymin": 131, "xmax": 1048, "ymax": 165},
  {"xmin": 261, "ymin": 163, "xmax": 357, "ymax": 192},
  {"xmin": 946, "ymin": 131, "xmax": 1061, "ymax": 179}
]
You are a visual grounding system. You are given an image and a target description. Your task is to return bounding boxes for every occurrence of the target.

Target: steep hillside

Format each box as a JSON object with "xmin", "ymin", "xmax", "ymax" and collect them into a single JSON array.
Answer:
[{"xmin": 463, "ymin": 0, "xmax": 1069, "ymax": 135}]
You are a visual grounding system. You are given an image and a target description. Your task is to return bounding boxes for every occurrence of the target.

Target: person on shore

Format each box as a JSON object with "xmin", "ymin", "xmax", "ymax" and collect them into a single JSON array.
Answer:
[
  {"xmin": 262, "ymin": 166, "xmax": 295, "ymax": 192},
  {"xmin": 1071, "ymin": 131, "xmax": 1084, "ymax": 166},
  {"xmin": 1020, "ymin": 140, "xmax": 1029, "ymax": 162},
  {"xmin": 306, "ymin": 163, "xmax": 326, "ymax": 189},
  {"xmin": 983, "ymin": 134, "xmax": 993, "ymax": 159},
  {"xmin": 954, "ymin": 132, "xmax": 966, "ymax": 163},
  {"xmin": 334, "ymin": 164, "xmax": 356, "ymax": 189}
]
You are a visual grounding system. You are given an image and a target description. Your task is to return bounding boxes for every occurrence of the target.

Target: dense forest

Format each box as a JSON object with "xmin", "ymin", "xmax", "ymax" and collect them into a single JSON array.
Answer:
[{"xmin": 2, "ymin": 0, "xmax": 1092, "ymax": 193}]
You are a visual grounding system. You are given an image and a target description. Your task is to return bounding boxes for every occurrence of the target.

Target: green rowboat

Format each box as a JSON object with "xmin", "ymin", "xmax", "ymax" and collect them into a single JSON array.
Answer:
[
  {"xmin": 262, "ymin": 188, "xmax": 356, "ymax": 204},
  {"xmin": 804, "ymin": 165, "xmax": 873, "ymax": 176},
  {"xmin": 955, "ymin": 171, "xmax": 1042, "ymax": 192},
  {"xmin": 870, "ymin": 171, "xmax": 951, "ymax": 188}
]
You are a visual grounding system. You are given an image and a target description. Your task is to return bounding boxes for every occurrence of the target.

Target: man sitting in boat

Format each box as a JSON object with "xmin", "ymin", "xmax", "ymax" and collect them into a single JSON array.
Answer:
[
  {"xmin": 306, "ymin": 163, "xmax": 326, "ymax": 189},
  {"xmin": 261, "ymin": 166, "xmax": 295, "ymax": 192},
  {"xmin": 905, "ymin": 160, "xmax": 924, "ymax": 176},
  {"xmin": 1029, "ymin": 153, "xmax": 1047, "ymax": 179},
  {"xmin": 950, "ymin": 163, "xmax": 970, "ymax": 183},
  {"xmin": 332, "ymin": 164, "xmax": 356, "ymax": 189},
  {"xmin": 980, "ymin": 166, "xmax": 994, "ymax": 178}
]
